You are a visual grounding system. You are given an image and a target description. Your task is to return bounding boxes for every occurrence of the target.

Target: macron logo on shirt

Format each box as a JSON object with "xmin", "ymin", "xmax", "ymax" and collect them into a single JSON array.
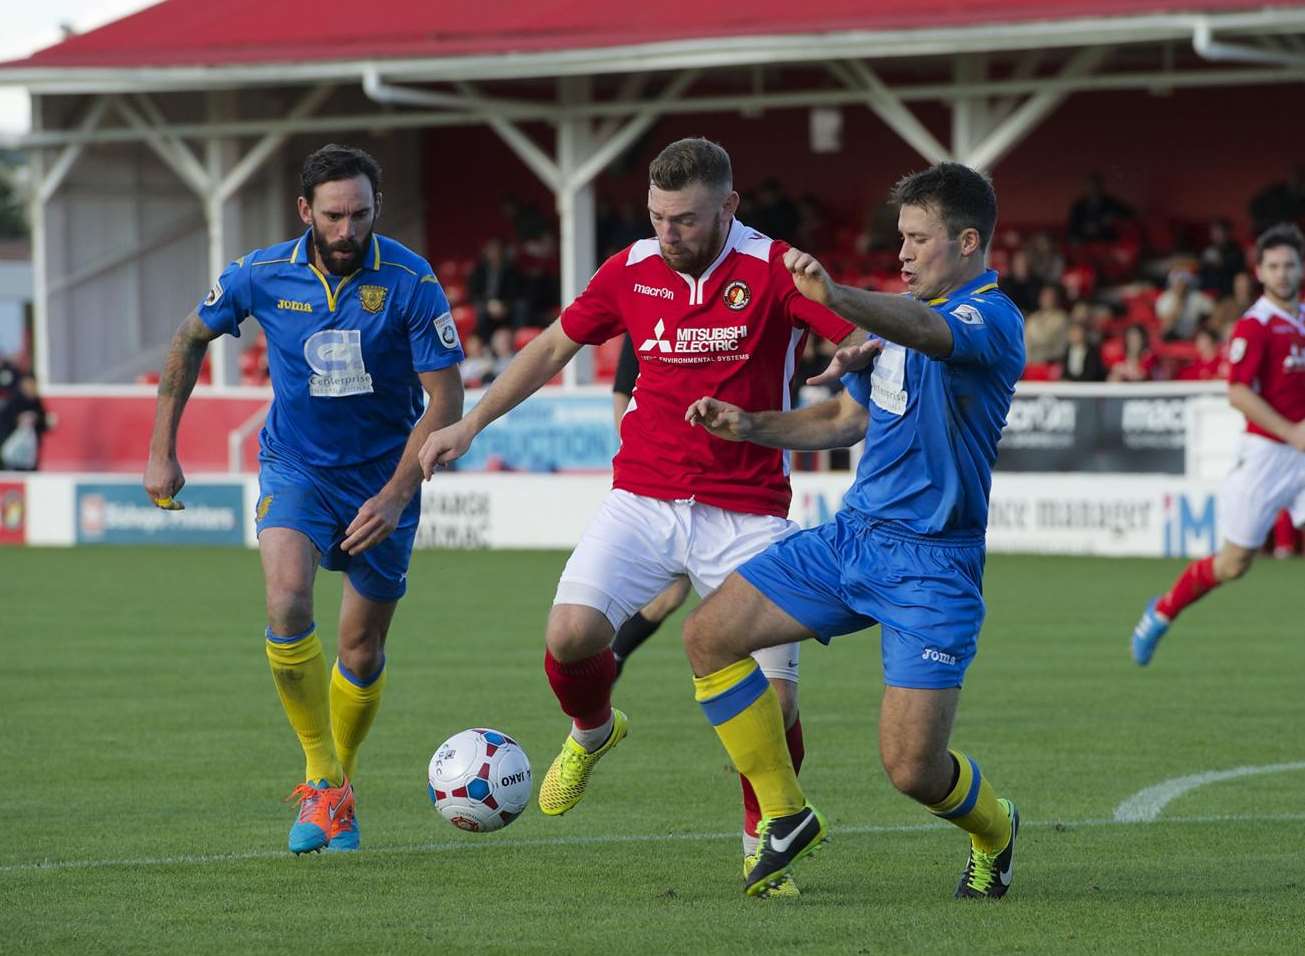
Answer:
[{"xmin": 634, "ymin": 283, "xmax": 675, "ymax": 300}]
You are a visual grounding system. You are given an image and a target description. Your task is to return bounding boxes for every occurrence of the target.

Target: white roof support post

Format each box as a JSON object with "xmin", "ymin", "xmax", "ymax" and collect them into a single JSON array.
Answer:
[
  {"xmin": 216, "ymin": 84, "xmax": 334, "ymax": 205},
  {"xmin": 961, "ymin": 46, "xmax": 1110, "ymax": 172},
  {"xmin": 27, "ymin": 94, "xmax": 50, "ymax": 384},
  {"xmin": 839, "ymin": 59, "xmax": 951, "ymax": 165},
  {"xmin": 109, "ymin": 94, "xmax": 210, "ymax": 195},
  {"xmin": 37, "ymin": 96, "xmax": 109, "ymax": 204},
  {"xmin": 556, "ymin": 74, "xmax": 596, "ymax": 387},
  {"xmin": 204, "ymin": 89, "xmax": 241, "ymax": 388},
  {"xmin": 950, "ymin": 54, "xmax": 990, "ymax": 164}
]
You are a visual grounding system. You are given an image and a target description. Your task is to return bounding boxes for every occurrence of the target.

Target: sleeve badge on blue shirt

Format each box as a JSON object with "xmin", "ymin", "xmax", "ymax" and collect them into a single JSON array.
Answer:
[
  {"xmin": 359, "ymin": 284, "xmax": 388, "ymax": 313},
  {"xmin": 434, "ymin": 310, "xmax": 460, "ymax": 350},
  {"xmin": 950, "ymin": 303, "xmax": 984, "ymax": 325},
  {"xmin": 203, "ymin": 279, "xmax": 223, "ymax": 307}
]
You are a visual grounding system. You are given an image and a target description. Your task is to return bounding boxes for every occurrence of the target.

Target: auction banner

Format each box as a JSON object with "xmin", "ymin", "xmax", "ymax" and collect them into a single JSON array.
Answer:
[
  {"xmin": 455, "ymin": 391, "xmax": 618, "ymax": 472},
  {"xmin": 75, "ymin": 482, "xmax": 246, "ymax": 546}
]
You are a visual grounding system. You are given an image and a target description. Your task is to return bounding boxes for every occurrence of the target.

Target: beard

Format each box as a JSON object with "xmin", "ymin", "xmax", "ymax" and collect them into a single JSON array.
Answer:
[
  {"xmin": 660, "ymin": 218, "xmax": 726, "ymax": 277},
  {"xmin": 312, "ymin": 226, "xmax": 371, "ymax": 276}
]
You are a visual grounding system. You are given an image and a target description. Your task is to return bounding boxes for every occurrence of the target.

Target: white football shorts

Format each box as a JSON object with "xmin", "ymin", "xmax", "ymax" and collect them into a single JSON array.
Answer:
[
  {"xmin": 1218, "ymin": 433, "xmax": 1305, "ymax": 549},
  {"xmin": 554, "ymin": 489, "xmax": 802, "ymax": 681}
]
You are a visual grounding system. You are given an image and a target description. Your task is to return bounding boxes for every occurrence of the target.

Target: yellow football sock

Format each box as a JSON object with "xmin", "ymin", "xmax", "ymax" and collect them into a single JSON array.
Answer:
[
  {"xmin": 928, "ymin": 750, "xmax": 1011, "ymax": 853},
  {"xmin": 695, "ymin": 659, "xmax": 805, "ymax": 819},
  {"xmin": 330, "ymin": 656, "xmax": 387, "ymax": 781},
  {"xmin": 265, "ymin": 625, "xmax": 342, "ymax": 786}
]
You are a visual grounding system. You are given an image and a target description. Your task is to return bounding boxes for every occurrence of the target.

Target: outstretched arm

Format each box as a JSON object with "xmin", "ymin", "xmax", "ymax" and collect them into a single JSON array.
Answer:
[
  {"xmin": 143, "ymin": 312, "xmax": 221, "ymax": 509},
  {"xmin": 686, "ymin": 389, "xmax": 868, "ymax": 451},
  {"xmin": 419, "ymin": 319, "xmax": 583, "ymax": 476},
  {"xmin": 342, "ymin": 365, "xmax": 464, "ymax": 554},
  {"xmin": 784, "ymin": 248, "xmax": 954, "ymax": 358}
]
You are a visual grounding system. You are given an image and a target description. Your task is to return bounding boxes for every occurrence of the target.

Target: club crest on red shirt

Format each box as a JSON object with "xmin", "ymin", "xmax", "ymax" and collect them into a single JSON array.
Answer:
[{"xmin": 723, "ymin": 280, "xmax": 751, "ymax": 311}]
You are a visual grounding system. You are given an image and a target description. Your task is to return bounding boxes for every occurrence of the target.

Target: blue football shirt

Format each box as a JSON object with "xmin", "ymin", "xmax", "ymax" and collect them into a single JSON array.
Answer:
[
  {"xmin": 197, "ymin": 229, "xmax": 464, "ymax": 468},
  {"xmin": 840, "ymin": 270, "xmax": 1024, "ymax": 537}
]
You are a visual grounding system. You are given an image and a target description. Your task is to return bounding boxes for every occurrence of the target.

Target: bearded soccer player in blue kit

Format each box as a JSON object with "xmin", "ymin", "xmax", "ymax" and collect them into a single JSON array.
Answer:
[
  {"xmin": 144, "ymin": 145, "xmax": 464, "ymax": 854},
  {"xmin": 682, "ymin": 163, "xmax": 1025, "ymax": 898}
]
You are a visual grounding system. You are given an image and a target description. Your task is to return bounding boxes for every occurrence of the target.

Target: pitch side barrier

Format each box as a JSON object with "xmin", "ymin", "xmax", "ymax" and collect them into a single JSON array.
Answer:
[{"xmin": 5, "ymin": 381, "xmax": 1235, "ymax": 557}]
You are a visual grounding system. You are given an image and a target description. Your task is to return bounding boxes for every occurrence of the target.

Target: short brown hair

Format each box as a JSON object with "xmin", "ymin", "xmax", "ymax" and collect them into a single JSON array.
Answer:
[
  {"xmin": 891, "ymin": 162, "xmax": 997, "ymax": 250},
  {"xmin": 649, "ymin": 138, "xmax": 732, "ymax": 193},
  {"xmin": 1255, "ymin": 222, "xmax": 1305, "ymax": 263}
]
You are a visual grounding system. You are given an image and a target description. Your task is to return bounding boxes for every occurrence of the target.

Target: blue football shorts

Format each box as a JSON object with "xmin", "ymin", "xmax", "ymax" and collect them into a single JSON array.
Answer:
[
  {"xmin": 737, "ymin": 511, "xmax": 986, "ymax": 689},
  {"xmin": 255, "ymin": 451, "xmax": 420, "ymax": 603}
]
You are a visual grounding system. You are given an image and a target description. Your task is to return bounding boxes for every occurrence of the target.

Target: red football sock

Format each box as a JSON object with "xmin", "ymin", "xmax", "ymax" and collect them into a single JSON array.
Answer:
[
  {"xmin": 742, "ymin": 716, "xmax": 806, "ymax": 837},
  {"xmin": 543, "ymin": 649, "xmax": 616, "ymax": 730},
  {"xmin": 1155, "ymin": 555, "xmax": 1219, "ymax": 620}
]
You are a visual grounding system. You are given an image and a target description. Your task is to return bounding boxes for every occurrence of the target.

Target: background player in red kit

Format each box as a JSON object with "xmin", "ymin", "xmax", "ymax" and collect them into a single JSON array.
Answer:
[
  {"xmin": 419, "ymin": 138, "xmax": 856, "ymax": 892},
  {"xmin": 1131, "ymin": 223, "xmax": 1305, "ymax": 665}
]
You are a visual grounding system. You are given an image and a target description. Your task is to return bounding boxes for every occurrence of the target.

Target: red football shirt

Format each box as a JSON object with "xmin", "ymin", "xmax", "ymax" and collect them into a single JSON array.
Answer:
[
  {"xmin": 1227, "ymin": 295, "xmax": 1305, "ymax": 442},
  {"xmin": 561, "ymin": 219, "xmax": 855, "ymax": 516}
]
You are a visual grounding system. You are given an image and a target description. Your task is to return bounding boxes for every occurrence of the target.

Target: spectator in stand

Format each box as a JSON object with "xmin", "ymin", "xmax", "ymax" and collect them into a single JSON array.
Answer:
[
  {"xmin": 1108, "ymin": 324, "xmax": 1157, "ymax": 382},
  {"xmin": 468, "ymin": 237, "xmax": 529, "ymax": 341},
  {"xmin": 1024, "ymin": 283, "xmax": 1070, "ymax": 365},
  {"xmin": 1248, "ymin": 166, "xmax": 1305, "ymax": 235},
  {"xmin": 1156, "ymin": 268, "xmax": 1213, "ymax": 341},
  {"xmin": 753, "ymin": 178, "xmax": 800, "ymax": 244},
  {"xmin": 1175, "ymin": 325, "xmax": 1229, "ymax": 382},
  {"xmin": 1198, "ymin": 219, "xmax": 1247, "ymax": 297},
  {"xmin": 488, "ymin": 326, "xmax": 516, "ymax": 381},
  {"xmin": 794, "ymin": 194, "xmax": 832, "ymax": 254},
  {"xmin": 597, "ymin": 199, "xmax": 648, "ymax": 258},
  {"xmin": 1210, "ymin": 271, "xmax": 1256, "ymax": 337},
  {"xmin": 1067, "ymin": 172, "xmax": 1135, "ymax": 244},
  {"xmin": 0, "ymin": 372, "xmax": 50, "ymax": 470},
  {"xmin": 854, "ymin": 199, "xmax": 899, "ymax": 255},
  {"xmin": 1000, "ymin": 249, "xmax": 1041, "ymax": 314},
  {"xmin": 1023, "ymin": 231, "xmax": 1065, "ymax": 285},
  {"xmin": 502, "ymin": 195, "xmax": 549, "ymax": 244},
  {"xmin": 458, "ymin": 333, "xmax": 495, "ymax": 389},
  {"xmin": 1060, "ymin": 318, "xmax": 1106, "ymax": 382}
]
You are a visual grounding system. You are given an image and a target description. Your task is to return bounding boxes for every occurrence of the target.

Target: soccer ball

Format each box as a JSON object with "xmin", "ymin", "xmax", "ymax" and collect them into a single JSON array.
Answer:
[{"xmin": 428, "ymin": 728, "xmax": 532, "ymax": 833}]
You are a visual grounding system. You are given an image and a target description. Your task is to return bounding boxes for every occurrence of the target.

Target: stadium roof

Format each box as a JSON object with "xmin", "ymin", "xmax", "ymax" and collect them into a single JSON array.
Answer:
[{"xmin": 1, "ymin": 0, "xmax": 1302, "ymax": 88}]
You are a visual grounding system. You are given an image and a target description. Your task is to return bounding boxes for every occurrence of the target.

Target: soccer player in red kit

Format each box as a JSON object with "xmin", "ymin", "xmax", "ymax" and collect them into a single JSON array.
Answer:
[
  {"xmin": 1132, "ymin": 224, "xmax": 1305, "ymax": 665},
  {"xmin": 419, "ymin": 138, "xmax": 856, "ymax": 892}
]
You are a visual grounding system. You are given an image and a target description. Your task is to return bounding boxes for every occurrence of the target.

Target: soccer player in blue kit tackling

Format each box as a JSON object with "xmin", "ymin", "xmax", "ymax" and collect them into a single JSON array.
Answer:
[
  {"xmin": 144, "ymin": 145, "xmax": 464, "ymax": 853},
  {"xmin": 683, "ymin": 163, "xmax": 1025, "ymax": 898}
]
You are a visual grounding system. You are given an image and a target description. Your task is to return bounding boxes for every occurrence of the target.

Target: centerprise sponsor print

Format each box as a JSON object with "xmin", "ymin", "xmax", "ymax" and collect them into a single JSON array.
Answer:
[
  {"xmin": 76, "ymin": 483, "xmax": 245, "ymax": 546},
  {"xmin": 0, "ymin": 481, "xmax": 24, "ymax": 545},
  {"xmin": 998, "ymin": 392, "xmax": 1190, "ymax": 473}
]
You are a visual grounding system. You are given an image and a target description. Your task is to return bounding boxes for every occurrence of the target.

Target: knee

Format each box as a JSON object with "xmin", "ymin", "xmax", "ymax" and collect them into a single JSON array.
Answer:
[
  {"xmin": 338, "ymin": 639, "xmax": 384, "ymax": 680},
  {"xmin": 681, "ymin": 605, "xmax": 719, "ymax": 669},
  {"xmin": 265, "ymin": 583, "xmax": 313, "ymax": 636},
  {"xmin": 546, "ymin": 607, "xmax": 611, "ymax": 662},
  {"xmin": 881, "ymin": 749, "xmax": 945, "ymax": 804}
]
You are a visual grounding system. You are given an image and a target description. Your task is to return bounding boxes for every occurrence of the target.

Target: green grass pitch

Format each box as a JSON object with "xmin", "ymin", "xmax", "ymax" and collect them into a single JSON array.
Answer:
[{"xmin": 2, "ymin": 546, "xmax": 1303, "ymax": 953}]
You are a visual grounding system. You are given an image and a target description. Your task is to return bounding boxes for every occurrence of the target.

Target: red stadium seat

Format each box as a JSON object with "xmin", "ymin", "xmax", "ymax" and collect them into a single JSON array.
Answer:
[
  {"xmin": 1021, "ymin": 362, "xmax": 1062, "ymax": 382},
  {"xmin": 443, "ymin": 280, "xmax": 467, "ymax": 307},
  {"xmin": 513, "ymin": 327, "xmax": 543, "ymax": 351},
  {"xmin": 452, "ymin": 304, "xmax": 477, "ymax": 341},
  {"xmin": 1101, "ymin": 336, "xmax": 1126, "ymax": 368},
  {"xmin": 135, "ymin": 370, "xmax": 161, "ymax": 385}
]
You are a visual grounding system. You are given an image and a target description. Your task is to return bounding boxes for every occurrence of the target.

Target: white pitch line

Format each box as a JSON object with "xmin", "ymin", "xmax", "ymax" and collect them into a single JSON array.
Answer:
[
  {"xmin": 4, "ymin": 812, "xmax": 1305, "ymax": 876},
  {"xmin": 1114, "ymin": 761, "xmax": 1305, "ymax": 823}
]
